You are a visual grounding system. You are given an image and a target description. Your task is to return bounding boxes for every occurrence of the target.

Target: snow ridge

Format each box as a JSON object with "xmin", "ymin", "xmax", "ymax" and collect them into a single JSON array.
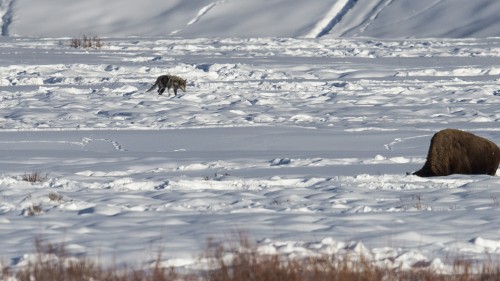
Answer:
[
  {"xmin": 187, "ymin": 1, "xmax": 225, "ymax": 26},
  {"xmin": 0, "ymin": 0, "xmax": 14, "ymax": 36},
  {"xmin": 305, "ymin": 0, "xmax": 357, "ymax": 38},
  {"xmin": 343, "ymin": 0, "xmax": 394, "ymax": 36},
  {"xmin": 359, "ymin": 0, "xmax": 394, "ymax": 33},
  {"xmin": 170, "ymin": 1, "xmax": 226, "ymax": 36}
]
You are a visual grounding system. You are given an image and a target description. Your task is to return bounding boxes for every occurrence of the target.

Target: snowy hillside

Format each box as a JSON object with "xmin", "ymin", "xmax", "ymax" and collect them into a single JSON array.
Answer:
[{"xmin": 2, "ymin": 0, "xmax": 500, "ymax": 38}]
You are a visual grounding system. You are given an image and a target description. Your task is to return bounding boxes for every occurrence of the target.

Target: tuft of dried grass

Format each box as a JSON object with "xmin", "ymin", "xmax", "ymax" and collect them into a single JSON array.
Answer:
[
  {"xmin": 23, "ymin": 203, "xmax": 43, "ymax": 216},
  {"xmin": 70, "ymin": 34, "xmax": 104, "ymax": 49},
  {"xmin": 48, "ymin": 192, "xmax": 64, "ymax": 203},
  {"xmin": 22, "ymin": 171, "xmax": 47, "ymax": 183}
]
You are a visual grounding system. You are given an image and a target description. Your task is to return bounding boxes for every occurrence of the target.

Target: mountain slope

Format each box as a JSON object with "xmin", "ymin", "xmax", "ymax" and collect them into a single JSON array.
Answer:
[
  {"xmin": 4, "ymin": 0, "xmax": 500, "ymax": 38},
  {"xmin": 329, "ymin": 0, "xmax": 500, "ymax": 38}
]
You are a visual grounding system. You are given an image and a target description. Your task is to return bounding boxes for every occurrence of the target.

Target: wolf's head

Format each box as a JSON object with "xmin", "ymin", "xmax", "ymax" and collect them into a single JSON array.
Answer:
[{"xmin": 178, "ymin": 79, "xmax": 187, "ymax": 92}]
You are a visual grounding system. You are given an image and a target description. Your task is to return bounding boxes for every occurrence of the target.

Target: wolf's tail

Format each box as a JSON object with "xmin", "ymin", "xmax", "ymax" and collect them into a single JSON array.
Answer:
[{"xmin": 146, "ymin": 83, "xmax": 157, "ymax": 92}]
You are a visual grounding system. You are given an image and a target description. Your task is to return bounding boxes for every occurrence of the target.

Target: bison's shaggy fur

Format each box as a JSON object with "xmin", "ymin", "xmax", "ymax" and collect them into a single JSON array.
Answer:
[{"xmin": 414, "ymin": 129, "xmax": 500, "ymax": 177}]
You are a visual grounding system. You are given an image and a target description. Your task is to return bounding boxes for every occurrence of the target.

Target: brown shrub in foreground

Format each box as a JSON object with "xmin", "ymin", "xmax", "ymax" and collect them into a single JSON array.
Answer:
[
  {"xmin": 2, "ymin": 237, "xmax": 500, "ymax": 281},
  {"xmin": 202, "ymin": 235, "xmax": 500, "ymax": 281},
  {"xmin": 8, "ymin": 239, "xmax": 180, "ymax": 281}
]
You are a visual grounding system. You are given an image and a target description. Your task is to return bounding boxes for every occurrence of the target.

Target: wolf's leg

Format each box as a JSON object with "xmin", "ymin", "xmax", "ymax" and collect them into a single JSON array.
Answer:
[
  {"xmin": 173, "ymin": 87, "xmax": 178, "ymax": 96},
  {"xmin": 158, "ymin": 87, "xmax": 165, "ymax": 95}
]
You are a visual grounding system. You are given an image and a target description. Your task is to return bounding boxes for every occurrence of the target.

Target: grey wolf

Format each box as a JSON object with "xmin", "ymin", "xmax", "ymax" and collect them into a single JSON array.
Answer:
[
  {"xmin": 146, "ymin": 75, "xmax": 187, "ymax": 96},
  {"xmin": 414, "ymin": 128, "xmax": 500, "ymax": 177}
]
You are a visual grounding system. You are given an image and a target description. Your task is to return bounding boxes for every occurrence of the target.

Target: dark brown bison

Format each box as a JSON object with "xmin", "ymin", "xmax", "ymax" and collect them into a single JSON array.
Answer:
[{"xmin": 414, "ymin": 129, "xmax": 500, "ymax": 177}]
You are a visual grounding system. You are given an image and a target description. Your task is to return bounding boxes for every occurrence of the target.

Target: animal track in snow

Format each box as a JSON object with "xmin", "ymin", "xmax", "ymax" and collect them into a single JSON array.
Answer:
[{"xmin": 81, "ymin": 137, "xmax": 127, "ymax": 152}]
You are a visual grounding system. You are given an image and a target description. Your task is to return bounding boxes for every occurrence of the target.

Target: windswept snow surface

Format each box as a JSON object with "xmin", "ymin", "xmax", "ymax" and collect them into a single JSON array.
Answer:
[
  {"xmin": 1, "ymin": 36, "xmax": 500, "ymax": 273},
  {"xmin": 4, "ymin": 0, "xmax": 500, "ymax": 38}
]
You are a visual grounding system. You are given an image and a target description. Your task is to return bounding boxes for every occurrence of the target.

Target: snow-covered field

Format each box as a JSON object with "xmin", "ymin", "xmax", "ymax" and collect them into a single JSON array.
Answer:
[
  {"xmin": 1, "ymin": 0, "xmax": 500, "ymax": 275},
  {"xmin": 1, "ymin": 35, "xmax": 500, "ymax": 272}
]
